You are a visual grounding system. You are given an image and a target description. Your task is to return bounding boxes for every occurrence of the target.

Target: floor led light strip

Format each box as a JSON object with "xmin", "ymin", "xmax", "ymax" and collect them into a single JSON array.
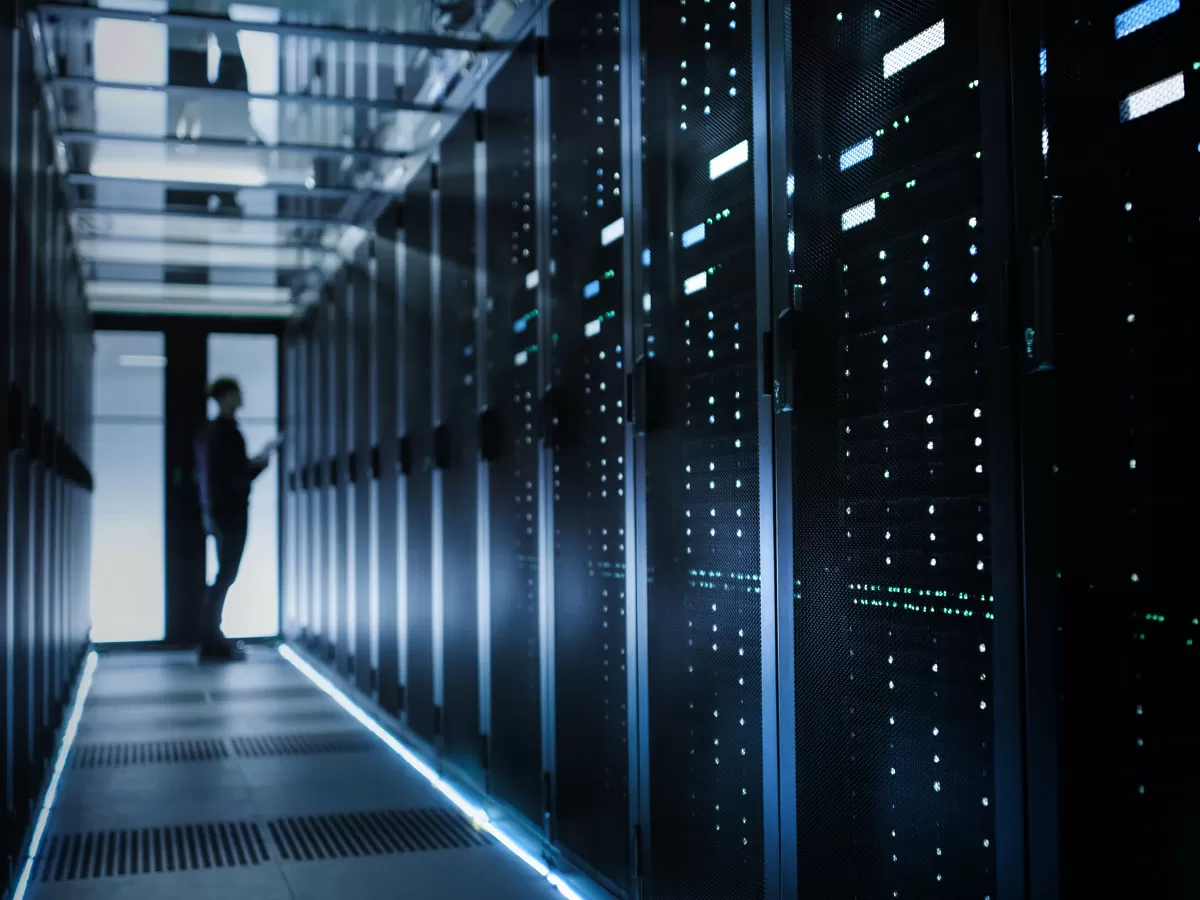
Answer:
[
  {"xmin": 278, "ymin": 644, "xmax": 586, "ymax": 900},
  {"xmin": 11, "ymin": 651, "xmax": 100, "ymax": 900}
]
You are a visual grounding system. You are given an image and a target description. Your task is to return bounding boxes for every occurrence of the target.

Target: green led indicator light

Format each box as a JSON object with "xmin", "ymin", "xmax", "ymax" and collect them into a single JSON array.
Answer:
[{"xmin": 880, "ymin": 191, "xmax": 891, "ymax": 200}]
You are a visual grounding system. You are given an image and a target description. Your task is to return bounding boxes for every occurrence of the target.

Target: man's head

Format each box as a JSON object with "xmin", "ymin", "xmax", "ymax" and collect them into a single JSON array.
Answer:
[{"xmin": 208, "ymin": 377, "xmax": 243, "ymax": 417}]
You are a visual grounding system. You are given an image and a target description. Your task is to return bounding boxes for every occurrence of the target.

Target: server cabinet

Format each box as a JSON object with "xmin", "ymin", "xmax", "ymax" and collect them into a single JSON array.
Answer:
[
  {"xmin": 1, "ymin": 3, "xmax": 15, "ymax": 863},
  {"xmin": 308, "ymin": 306, "xmax": 326, "ymax": 647},
  {"xmin": 9, "ymin": 58, "xmax": 37, "ymax": 834},
  {"xmin": 352, "ymin": 240, "xmax": 375, "ymax": 695},
  {"xmin": 785, "ymin": 3, "xmax": 1019, "ymax": 897},
  {"xmin": 545, "ymin": 2, "xmax": 631, "ymax": 890},
  {"xmin": 283, "ymin": 329, "xmax": 299, "ymax": 636},
  {"xmin": 483, "ymin": 40, "xmax": 545, "ymax": 826},
  {"xmin": 1042, "ymin": 3, "xmax": 1198, "ymax": 896},
  {"xmin": 637, "ymin": 1, "xmax": 770, "ymax": 896},
  {"xmin": 404, "ymin": 162, "xmax": 438, "ymax": 744},
  {"xmin": 437, "ymin": 112, "xmax": 485, "ymax": 786},
  {"xmin": 375, "ymin": 204, "xmax": 403, "ymax": 716},
  {"xmin": 293, "ymin": 328, "xmax": 311, "ymax": 640},
  {"xmin": 332, "ymin": 278, "xmax": 351, "ymax": 672},
  {"xmin": 28, "ymin": 106, "xmax": 48, "ymax": 766}
]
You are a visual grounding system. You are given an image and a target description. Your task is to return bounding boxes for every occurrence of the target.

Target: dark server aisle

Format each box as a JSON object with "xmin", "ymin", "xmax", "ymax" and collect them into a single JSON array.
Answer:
[{"xmin": 21, "ymin": 649, "xmax": 564, "ymax": 900}]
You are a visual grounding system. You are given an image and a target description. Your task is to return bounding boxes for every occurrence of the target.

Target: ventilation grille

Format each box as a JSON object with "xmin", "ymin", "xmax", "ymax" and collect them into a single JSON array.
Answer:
[
  {"xmin": 267, "ymin": 809, "xmax": 489, "ymax": 861},
  {"xmin": 35, "ymin": 823, "xmax": 270, "ymax": 881},
  {"xmin": 230, "ymin": 732, "xmax": 378, "ymax": 758},
  {"xmin": 72, "ymin": 739, "xmax": 230, "ymax": 768},
  {"xmin": 80, "ymin": 707, "xmax": 348, "ymax": 734}
]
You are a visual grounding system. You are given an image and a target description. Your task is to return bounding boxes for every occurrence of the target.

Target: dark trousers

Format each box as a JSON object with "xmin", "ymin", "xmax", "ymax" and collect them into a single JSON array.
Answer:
[{"xmin": 204, "ymin": 515, "xmax": 247, "ymax": 643}]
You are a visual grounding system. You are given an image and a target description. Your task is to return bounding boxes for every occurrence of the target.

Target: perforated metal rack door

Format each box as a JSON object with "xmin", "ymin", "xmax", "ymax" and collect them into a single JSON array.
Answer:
[
  {"xmin": 437, "ymin": 112, "xmax": 483, "ymax": 786},
  {"xmin": 9, "ymin": 34, "xmax": 37, "ymax": 827},
  {"xmin": 405, "ymin": 162, "xmax": 437, "ymax": 745},
  {"xmin": 639, "ymin": 2, "xmax": 765, "ymax": 897},
  {"xmin": 546, "ymin": 2, "xmax": 629, "ymax": 889},
  {"xmin": 307, "ymin": 320, "xmax": 324, "ymax": 642},
  {"xmin": 790, "ymin": 3, "xmax": 997, "ymax": 897},
  {"xmin": 1046, "ymin": 2, "xmax": 1199, "ymax": 895},
  {"xmin": 324, "ymin": 300, "xmax": 343, "ymax": 652},
  {"xmin": 484, "ymin": 40, "xmax": 544, "ymax": 827}
]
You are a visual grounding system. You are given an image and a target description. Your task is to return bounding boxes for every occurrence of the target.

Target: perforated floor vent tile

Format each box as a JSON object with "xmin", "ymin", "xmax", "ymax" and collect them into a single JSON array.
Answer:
[
  {"xmin": 87, "ymin": 691, "xmax": 207, "ymax": 707},
  {"xmin": 267, "ymin": 809, "xmax": 489, "ymax": 862},
  {"xmin": 209, "ymin": 684, "xmax": 320, "ymax": 701},
  {"xmin": 72, "ymin": 739, "xmax": 231, "ymax": 768},
  {"xmin": 230, "ymin": 732, "xmax": 379, "ymax": 758},
  {"xmin": 35, "ymin": 822, "xmax": 270, "ymax": 881}
]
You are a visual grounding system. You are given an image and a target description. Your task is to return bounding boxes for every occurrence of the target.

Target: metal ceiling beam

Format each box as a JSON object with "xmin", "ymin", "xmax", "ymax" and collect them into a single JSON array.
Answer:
[
  {"xmin": 71, "ymin": 204, "xmax": 373, "ymax": 231},
  {"xmin": 68, "ymin": 172, "xmax": 389, "ymax": 199},
  {"xmin": 36, "ymin": 3, "xmax": 508, "ymax": 52},
  {"xmin": 57, "ymin": 130, "xmax": 416, "ymax": 163},
  {"xmin": 50, "ymin": 74, "xmax": 449, "ymax": 115}
]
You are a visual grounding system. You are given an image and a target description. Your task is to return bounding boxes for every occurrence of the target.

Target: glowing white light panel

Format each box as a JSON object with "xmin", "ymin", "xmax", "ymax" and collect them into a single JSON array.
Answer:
[
  {"xmin": 90, "ymin": 331, "xmax": 166, "ymax": 642},
  {"xmin": 1120, "ymin": 72, "xmax": 1185, "ymax": 122},
  {"xmin": 601, "ymin": 217, "xmax": 625, "ymax": 246},
  {"xmin": 840, "ymin": 137, "xmax": 875, "ymax": 171},
  {"xmin": 842, "ymin": 198, "xmax": 877, "ymax": 231},
  {"xmin": 883, "ymin": 20, "xmax": 946, "ymax": 79},
  {"xmin": 709, "ymin": 139, "xmax": 749, "ymax": 179},
  {"xmin": 1115, "ymin": 0, "xmax": 1179, "ymax": 39}
]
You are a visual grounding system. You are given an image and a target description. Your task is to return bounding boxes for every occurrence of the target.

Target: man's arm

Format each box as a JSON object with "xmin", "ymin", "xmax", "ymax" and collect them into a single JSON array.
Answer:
[{"xmin": 247, "ymin": 435, "xmax": 282, "ymax": 480}]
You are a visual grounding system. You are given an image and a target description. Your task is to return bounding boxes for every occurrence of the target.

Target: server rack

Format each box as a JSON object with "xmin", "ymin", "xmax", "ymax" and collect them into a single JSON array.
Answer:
[
  {"xmin": 352, "ymin": 237, "xmax": 375, "ymax": 696},
  {"xmin": 309, "ymin": 300, "xmax": 326, "ymax": 651},
  {"xmin": 544, "ymin": 2, "xmax": 632, "ymax": 891},
  {"xmin": 635, "ymin": 0, "xmax": 777, "ymax": 896},
  {"xmin": 482, "ymin": 38, "xmax": 546, "ymax": 828},
  {"xmin": 273, "ymin": 3, "xmax": 1198, "ymax": 899},
  {"xmin": 436, "ymin": 111, "xmax": 485, "ymax": 789},
  {"xmin": 374, "ymin": 203, "xmax": 403, "ymax": 717},
  {"xmin": 1041, "ymin": 2, "xmax": 1198, "ymax": 897},
  {"xmin": 3, "ymin": 7, "xmax": 95, "ymax": 894},
  {"xmin": 404, "ymin": 161, "xmax": 438, "ymax": 746},
  {"xmin": 332, "ymin": 273, "xmax": 351, "ymax": 673},
  {"xmin": 283, "ymin": 325, "xmax": 300, "ymax": 637}
]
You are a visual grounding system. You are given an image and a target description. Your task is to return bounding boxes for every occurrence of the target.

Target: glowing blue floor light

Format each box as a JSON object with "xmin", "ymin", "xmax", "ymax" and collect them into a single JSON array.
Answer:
[
  {"xmin": 278, "ymin": 644, "xmax": 586, "ymax": 900},
  {"xmin": 11, "ymin": 650, "xmax": 100, "ymax": 900}
]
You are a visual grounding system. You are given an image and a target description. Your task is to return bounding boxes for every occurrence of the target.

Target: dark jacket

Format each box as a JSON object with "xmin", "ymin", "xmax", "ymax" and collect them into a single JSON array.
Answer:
[{"xmin": 195, "ymin": 416, "xmax": 265, "ymax": 527}]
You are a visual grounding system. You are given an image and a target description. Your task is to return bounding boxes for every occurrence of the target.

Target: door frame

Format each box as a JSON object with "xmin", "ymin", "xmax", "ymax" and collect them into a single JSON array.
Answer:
[{"xmin": 91, "ymin": 313, "xmax": 284, "ymax": 647}]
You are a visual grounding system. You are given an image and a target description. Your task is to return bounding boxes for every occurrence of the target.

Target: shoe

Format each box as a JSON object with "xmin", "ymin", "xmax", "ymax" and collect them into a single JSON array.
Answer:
[{"xmin": 198, "ymin": 639, "xmax": 247, "ymax": 662}]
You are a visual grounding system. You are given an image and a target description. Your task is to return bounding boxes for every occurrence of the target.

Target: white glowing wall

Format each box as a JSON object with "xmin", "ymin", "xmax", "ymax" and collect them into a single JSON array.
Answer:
[
  {"xmin": 89, "ymin": 332, "xmax": 167, "ymax": 643},
  {"xmin": 206, "ymin": 333, "xmax": 280, "ymax": 638}
]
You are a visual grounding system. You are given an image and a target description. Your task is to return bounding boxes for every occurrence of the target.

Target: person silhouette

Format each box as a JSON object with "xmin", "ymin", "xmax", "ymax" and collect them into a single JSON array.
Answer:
[{"xmin": 193, "ymin": 376, "xmax": 280, "ymax": 660}]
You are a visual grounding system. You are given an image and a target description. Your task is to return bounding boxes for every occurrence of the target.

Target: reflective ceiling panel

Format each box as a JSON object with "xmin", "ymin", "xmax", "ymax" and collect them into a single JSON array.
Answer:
[
  {"xmin": 76, "ymin": 238, "xmax": 335, "ymax": 269},
  {"xmin": 32, "ymin": 0, "xmax": 529, "ymax": 316},
  {"xmin": 72, "ymin": 209, "xmax": 346, "ymax": 246}
]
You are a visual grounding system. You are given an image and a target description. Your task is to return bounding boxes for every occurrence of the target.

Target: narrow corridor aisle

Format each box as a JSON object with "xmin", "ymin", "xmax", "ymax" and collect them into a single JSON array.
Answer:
[{"xmin": 24, "ymin": 649, "xmax": 562, "ymax": 900}]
